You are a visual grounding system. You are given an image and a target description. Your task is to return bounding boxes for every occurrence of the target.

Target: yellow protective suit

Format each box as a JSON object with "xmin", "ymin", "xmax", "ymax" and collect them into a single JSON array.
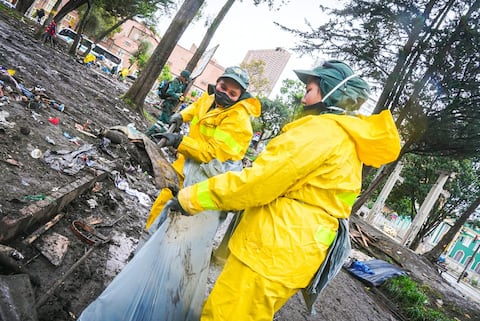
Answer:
[
  {"xmin": 178, "ymin": 110, "xmax": 401, "ymax": 320},
  {"xmin": 173, "ymin": 92, "xmax": 261, "ymax": 178},
  {"xmin": 146, "ymin": 91, "xmax": 261, "ymax": 229},
  {"xmin": 83, "ymin": 53, "xmax": 96, "ymax": 64}
]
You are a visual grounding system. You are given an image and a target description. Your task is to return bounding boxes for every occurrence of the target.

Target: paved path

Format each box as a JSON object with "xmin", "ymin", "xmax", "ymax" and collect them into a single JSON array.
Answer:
[{"xmin": 441, "ymin": 272, "xmax": 480, "ymax": 304}]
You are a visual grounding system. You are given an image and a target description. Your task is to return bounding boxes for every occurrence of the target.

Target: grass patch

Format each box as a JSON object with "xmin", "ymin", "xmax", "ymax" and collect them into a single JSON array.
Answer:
[
  {"xmin": 383, "ymin": 275, "xmax": 455, "ymax": 321},
  {"xmin": 143, "ymin": 109, "xmax": 157, "ymax": 124}
]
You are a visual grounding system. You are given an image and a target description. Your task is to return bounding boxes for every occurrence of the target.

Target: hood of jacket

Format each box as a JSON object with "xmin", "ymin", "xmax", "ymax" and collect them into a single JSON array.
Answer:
[
  {"xmin": 231, "ymin": 93, "xmax": 261, "ymax": 118},
  {"xmin": 321, "ymin": 110, "xmax": 401, "ymax": 168}
]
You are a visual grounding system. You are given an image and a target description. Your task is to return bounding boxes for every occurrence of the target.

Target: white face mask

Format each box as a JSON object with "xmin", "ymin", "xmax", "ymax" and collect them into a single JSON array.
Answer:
[{"xmin": 321, "ymin": 73, "xmax": 360, "ymax": 103}]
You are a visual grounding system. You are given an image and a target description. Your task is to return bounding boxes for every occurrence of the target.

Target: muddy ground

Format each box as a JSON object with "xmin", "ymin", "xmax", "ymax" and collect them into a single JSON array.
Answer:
[{"xmin": 0, "ymin": 7, "xmax": 479, "ymax": 321}]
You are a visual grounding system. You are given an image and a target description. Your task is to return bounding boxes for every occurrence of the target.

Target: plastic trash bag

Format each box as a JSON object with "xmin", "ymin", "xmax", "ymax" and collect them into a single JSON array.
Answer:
[{"xmin": 78, "ymin": 158, "xmax": 242, "ymax": 321}]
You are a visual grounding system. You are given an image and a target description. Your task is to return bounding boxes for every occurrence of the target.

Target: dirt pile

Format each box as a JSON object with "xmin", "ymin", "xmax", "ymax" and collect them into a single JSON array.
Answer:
[{"xmin": 0, "ymin": 9, "xmax": 478, "ymax": 321}]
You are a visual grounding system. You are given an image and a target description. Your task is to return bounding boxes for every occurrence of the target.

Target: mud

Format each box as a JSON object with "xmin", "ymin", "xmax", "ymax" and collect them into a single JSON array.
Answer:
[{"xmin": 0, "ymin": 8, "xmax": 478, "ymax": 321}]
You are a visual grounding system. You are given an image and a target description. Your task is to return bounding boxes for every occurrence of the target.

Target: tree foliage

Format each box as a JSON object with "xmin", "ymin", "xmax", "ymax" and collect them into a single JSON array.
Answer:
[
  {"xmin": 279, "ymin": 0, "xmax": 480, "ymax": 159},
  {"xmin": 240, "ymin": 59, "xmax": 270, "ymax": 97},
  {"xmin": 277, "ymin": 0, "xmax": 480, "ymax": 219},
  {"xmin": 387, "ymin": 155, "xmax": 480, "ymax": 248},
  {"xmin": 249, "ymin": 77, "xmax": 304, "ymax": 151}
]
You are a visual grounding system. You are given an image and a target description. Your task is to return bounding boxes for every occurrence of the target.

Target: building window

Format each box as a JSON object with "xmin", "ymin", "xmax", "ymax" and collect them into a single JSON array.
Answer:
[
  {"xmin": 124, "ymin": 41, "xmax": 131, "ymax": 47},
  {"xmin": 45, "ymin": 0, "xmax": 55, "ymax": 11},
  {"xmin": 461, "ymin": 236, "xmax": 473, "ymax": 247},
  {"xmin": 453, "ymin": 251, "xmax": 464, "ymax": 262}
]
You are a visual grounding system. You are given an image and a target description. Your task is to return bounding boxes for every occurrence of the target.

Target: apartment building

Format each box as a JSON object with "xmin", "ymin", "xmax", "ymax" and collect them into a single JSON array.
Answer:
[{"xmin": 242, "ymin": 47, "xmax": 291, "ymax": 96}]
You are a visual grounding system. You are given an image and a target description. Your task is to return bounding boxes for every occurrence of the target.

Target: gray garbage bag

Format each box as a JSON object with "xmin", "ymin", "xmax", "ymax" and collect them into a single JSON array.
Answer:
[
  {"xmin": 78, "ymin": 158, "xmax": 242, "ymax": 321},
  {"xmin": 301, "ymin": 218, "xmax": 351, "ymax": 314}
]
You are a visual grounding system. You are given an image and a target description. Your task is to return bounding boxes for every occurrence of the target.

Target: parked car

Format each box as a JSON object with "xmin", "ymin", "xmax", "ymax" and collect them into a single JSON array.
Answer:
[
  {"xmin": 0, "ymin": 0, "xmax": 15, "ymax": 8},
  {"xmin": 56, "ymin": 28, "xmax": 93, "ymax": 55}
]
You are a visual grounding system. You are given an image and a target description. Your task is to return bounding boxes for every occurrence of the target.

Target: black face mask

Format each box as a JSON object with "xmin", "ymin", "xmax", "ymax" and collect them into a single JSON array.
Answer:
[{"xmin": 214, "ymin": 89, "xmax": 237, "ymax": 108}]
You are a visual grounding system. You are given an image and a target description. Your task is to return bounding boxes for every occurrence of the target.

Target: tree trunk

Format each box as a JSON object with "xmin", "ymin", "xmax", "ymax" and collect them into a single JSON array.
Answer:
[
  {"xmin": 423, "ymin": 194, "xmax": 480, "ymax": 263},
  {"xmin": 34, "ymin": 0, "xmax": 62, "ymax": 39},
  {"xmin": 68, "ymin": 0, "xmax": 91, "ymax": 56},
  {"xmin": 351, "ymin": 162, "xmax": 395, "ymax": 215},
  {"xmin": 15, "ymin": 0, "xmax": 34, "ymax": 14},
  {"xmin": 53, "ymin": 0, "xmax": 88, "ymax": 23},
  {"xmin": 184, "ymin": 0, "xmax": 235, "ymax": 94},
  {"xmin": 123, "ymin": 0, "xmax": 205, "ymax": 114}
]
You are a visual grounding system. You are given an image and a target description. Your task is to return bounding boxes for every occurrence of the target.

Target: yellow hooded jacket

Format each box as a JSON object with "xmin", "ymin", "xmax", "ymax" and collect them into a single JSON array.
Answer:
[
  {"xmin": 146, "ymin": 91, "xmax": 261, "ymax": 229},
  {"xmin": 178, "ymin": 110, "xmax": 401, "ymax": 288},
  {"xmin": 172, "ymin": 91, "xmax": 261, "ymax": 178}
]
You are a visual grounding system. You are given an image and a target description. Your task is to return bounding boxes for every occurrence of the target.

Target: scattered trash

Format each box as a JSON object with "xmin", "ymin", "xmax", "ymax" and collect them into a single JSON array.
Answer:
[
  {"xmin": 45, "ymin": 136, "xmax": 55, "ymax": 145},
  {"xmin": 20, "ymin": 127, "xmax": 30, "ymax": 135},
  {"xmin": 114, "ymin": 174, "xmax": 152, "ymax": 207},
  {"xmin": 35, "ymin": 232, "xmax": 70, "ymax": 266},
  {"xmin": 22, "ymin": 194, "xmax": 46, "ymax": 201},
  {"xmin": 87, "ymin": 198, "xmax": 98, "ymax": 209},
  {"xmin": 70, "ymin": 220, "xmax": 111, "ymax": 246},
  {"xmin": 49, "ymin": 99, "xmax": 65, "ymax": 112},
  {"xmin": 91, "ymin": 182, "xmax": 103, "ymax": 193},
  {"xmin": 11, "ymin": 250, "xmax": 24, "ymax": 260},
  {"xmin": 48, "ymin": 117, "xmax": 59, "ymax": 125},
  {"xmin": 30, "ymin": 148, "xmax": 43, "ymax": 159},
  {"xmin": 3, "ymin": 158, "xmax": 24, "ymax": 167},
  {"xmin": 0, "ymin": 110, "xmax": 15, "ymax": 128}
]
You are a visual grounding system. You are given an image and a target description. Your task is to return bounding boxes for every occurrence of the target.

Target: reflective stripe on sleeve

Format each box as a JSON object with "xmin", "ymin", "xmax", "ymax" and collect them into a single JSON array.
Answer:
[
  {"xmin": 336, "ymin": 191, "xmax": 358, "ymax": 207},
  {"xmin": 197, "ymin": 125, "xmax": 243, "ymax": 156},
  {"xmin": 315, "ymin": 226, "xmax": 337, "ymax": 246},
  {"xmin": 197, "ymin": 180, "xmax": 217, "ymax": 210}
]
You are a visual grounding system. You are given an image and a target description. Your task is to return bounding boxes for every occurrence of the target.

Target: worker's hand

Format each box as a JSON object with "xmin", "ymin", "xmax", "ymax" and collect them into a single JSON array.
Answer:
[
  {"xmin": 156, "ymin": 133, "xmax": 183, "ymax": 148},
  {"xmin": 168, "ymin": 197, "xmax": 190, "ymax": 216},
  {"xmin": 169, "ymin": 113, "xmax": 183, "ymax": 130},
  {"xmin": 179, "ymin": 94, "xmax": 185, "ymax": 102}
]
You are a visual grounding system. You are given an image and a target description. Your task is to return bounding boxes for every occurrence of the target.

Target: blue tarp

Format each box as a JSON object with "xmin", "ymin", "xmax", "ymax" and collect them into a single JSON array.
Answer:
[{"xmin": 346, "ymin": 259, "xmax": 406, "ymax": 287}]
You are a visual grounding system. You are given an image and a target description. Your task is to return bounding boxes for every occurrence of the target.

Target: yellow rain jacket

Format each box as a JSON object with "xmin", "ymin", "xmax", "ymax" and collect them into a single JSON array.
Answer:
[
  {"xmin": 178, "ymin": 110, "xmax": 401, "ymax": 288},
  {"xmin": 146, "ymin": 92, "xmax": 261, "ymax": 229},
  {"xmin": 83, "ymin": 53, "xmax": 96, "ymax": 64},
  {"xmin": 172, "ymin": 91, "xmax": 261, "ymax": 179}
]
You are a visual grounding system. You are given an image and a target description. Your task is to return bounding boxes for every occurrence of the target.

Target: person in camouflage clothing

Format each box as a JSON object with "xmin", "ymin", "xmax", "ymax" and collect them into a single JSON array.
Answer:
[{"xmin": 147, "ymin": 70, "xmax": 191, "ymax": 136}]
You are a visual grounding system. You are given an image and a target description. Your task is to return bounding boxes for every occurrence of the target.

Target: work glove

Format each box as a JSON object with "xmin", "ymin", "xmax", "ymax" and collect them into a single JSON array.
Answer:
[
  {"xmin": 169, "ymin": 113, "xmax": 183, "ymax": 130},
  {"xmin": 156, "ymin": 133, "xmax": 183, "ymax": 148},
  {"xmin": 168, "ymin": 197, "xmax": 190, "ymax": 216}
]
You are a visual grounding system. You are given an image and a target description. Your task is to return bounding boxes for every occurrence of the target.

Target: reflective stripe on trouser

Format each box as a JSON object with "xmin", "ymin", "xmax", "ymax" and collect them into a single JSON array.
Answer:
[{"xmin": 201, "ymin": 255, "xmax": 298, "ymax": 321}]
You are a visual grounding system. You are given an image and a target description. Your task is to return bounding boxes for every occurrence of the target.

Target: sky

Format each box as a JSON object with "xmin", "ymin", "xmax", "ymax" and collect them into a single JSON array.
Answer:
[{"xmin": 157, "ymin": 0, "xmax": 333, "ymax": 97}]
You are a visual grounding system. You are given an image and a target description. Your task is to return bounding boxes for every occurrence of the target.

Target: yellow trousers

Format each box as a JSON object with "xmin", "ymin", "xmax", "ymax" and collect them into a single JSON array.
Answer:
[{"xmin": 201, "ymin": 255, "xmax": 298, "ymax": 321}]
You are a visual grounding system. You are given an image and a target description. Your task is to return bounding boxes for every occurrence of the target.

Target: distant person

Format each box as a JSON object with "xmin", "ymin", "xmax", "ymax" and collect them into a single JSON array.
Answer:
[
  {"xmin": 83, "ymin": 53, "xmax": 96, "ymax": 67},
  {"xmin": 35, "ymin": 8, "xmax": 45, "ymax": 24},
  {"xmin": 118, "ymin": 67, "xmax": 128, "ymax": 81},
  {"xmin": 43, "ymin": 20, "xmax": 57, "ymax": 48},
  {"xmin": 169, "ymin": 60, "xmax": 401, "ymax": 320},
  {"xmin": 146, "ymin": 70, "xmax": 191, "ymax": 135}
]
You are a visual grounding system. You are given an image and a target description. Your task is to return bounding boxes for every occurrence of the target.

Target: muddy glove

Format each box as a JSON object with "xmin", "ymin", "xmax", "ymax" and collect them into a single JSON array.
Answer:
[
  {"xmin": 168, "ymin": 197, "xmax": 190, "ymax": 216},
  {"xmin": 157, "ymin": 133, "xmax": 183, "ymax": 148},
  {"xmin": 169, "ymin": 113, "xmax": 183, "ymax": 130}
]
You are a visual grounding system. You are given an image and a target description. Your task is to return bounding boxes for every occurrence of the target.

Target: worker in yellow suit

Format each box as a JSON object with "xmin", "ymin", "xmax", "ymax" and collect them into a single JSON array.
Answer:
[
  {"xmin": 83, "ymin": 53, "xmax": 96, "ymax": 67},
  {"xmin": 171, "ymin": 60, "xmax": 401, "ymax": 320},
  {"xmin": 145, "ymin": 66, "xmax": 261, "ymax": 230}
]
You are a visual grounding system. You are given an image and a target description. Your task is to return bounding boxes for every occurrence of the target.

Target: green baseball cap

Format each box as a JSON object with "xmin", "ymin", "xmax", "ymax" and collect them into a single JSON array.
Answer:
[
  {"xmin": 294, "ymin": 60, "xmax": 370, "ymax": 110},
  {"xmin": 180, "ymin": 70, "xmax": 191, "ymax": 81},
  {"xmin": 219, "ymin": 66, "xmax": 249, "ymax": 90}
]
